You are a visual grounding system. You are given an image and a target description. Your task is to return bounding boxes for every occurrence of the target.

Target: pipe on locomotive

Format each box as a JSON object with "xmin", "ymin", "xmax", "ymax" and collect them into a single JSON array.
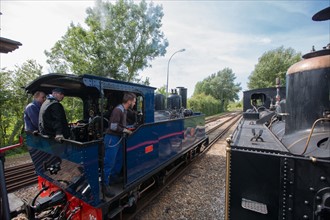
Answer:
[{"xmin": 301, "ymin": 118, "xmax": 330, "ymax": 155}]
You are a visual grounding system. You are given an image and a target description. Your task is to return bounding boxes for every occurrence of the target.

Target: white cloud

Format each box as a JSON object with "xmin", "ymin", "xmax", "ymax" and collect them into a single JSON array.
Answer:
[{"xmin": 256, "ymin": 37, "xmax": 272, "ymax": 44}]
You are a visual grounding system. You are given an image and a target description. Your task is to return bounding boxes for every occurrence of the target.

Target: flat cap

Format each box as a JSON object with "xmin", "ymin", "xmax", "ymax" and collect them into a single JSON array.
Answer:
[{"xmin": 52, "ymin": 88, "xmax": 65, "ymax": 94}]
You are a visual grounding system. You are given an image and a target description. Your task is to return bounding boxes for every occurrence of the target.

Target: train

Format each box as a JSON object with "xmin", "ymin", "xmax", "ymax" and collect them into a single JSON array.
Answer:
[
  {"xmin": 242, "ymin": 86, "xmax": 286, "ymax": 113},
  {"xmin": 225, "ymin": 7, "xmax": 330, "ymax": 220},
  {"xmin": 18, "ymin": 73, "xmax": 208, "ymax": 219}
]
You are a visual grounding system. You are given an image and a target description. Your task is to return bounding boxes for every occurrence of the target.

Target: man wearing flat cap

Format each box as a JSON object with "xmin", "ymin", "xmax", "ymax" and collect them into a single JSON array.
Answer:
[{"xmin": 39, "ymin": 88, "xmax": 70, "ymax": 141}]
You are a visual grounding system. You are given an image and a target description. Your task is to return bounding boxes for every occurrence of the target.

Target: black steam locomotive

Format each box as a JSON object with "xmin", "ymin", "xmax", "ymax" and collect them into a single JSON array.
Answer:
[{"xmin": 225, "ymin": 7, "xmax": 330, "ymax": 220}]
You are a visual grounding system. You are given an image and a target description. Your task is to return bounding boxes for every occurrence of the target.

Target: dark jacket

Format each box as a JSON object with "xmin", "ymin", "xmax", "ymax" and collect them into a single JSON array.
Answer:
[
  {"xmin": 107, "ymin": 104, "xmax": 127, "ymax": 135},
  {"xmin": 39, "ymin": 96, "xmax": 70, "ymax": 138}
]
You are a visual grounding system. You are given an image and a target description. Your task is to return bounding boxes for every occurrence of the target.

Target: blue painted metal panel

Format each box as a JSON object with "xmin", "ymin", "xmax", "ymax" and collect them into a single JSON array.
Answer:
[
  {"xmin": 125, "ymin": 115, "xmax": 206, "ymax": 185},
  {"xmin": 26, "ymin": 134, "xmax": 101, "ymax": 206}
]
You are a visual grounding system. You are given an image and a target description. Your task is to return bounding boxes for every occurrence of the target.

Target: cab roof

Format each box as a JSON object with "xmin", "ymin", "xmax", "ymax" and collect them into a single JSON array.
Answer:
[{"xmin": 25, "ymin": 73, "xmax": 156, "ymax": 97}]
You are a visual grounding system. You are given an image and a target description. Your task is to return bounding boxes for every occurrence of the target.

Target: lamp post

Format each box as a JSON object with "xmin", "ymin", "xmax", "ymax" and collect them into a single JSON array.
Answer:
[{"xmin": 166, "ymin": 48, "xmax": 186, "ymax": 101}]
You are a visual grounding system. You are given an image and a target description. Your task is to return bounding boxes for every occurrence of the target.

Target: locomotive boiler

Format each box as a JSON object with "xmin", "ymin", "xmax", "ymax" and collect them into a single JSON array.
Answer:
[{"xmin": 225, "ymin": 7, "xmax": 330, "ymax": 220}]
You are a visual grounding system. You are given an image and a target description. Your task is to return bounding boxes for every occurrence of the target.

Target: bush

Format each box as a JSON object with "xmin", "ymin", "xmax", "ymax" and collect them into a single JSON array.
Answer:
[
  {"xmin": 227, "ymin": 100, "xmax": 243, "ymax": 111},
  {"xmin": 188, "ymin": 93, "xmax": 221, "ymax": 116}
]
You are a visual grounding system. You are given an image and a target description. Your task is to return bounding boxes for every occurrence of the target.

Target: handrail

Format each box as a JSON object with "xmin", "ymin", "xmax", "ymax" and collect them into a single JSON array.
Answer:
[
  {"xmin": 0, "ymin": 136, "xmax": 23, "ymax": 153},
  {"xmin": 61, "ymin": 138, "xmax": 102, "ymax": 146},
  {"xmin": 33, "ymin": 133, "xmax": 102, "ymax": 146},
  {"xmin": 301, "ymin": 118, "xmax": 330, "ymax": 155}
]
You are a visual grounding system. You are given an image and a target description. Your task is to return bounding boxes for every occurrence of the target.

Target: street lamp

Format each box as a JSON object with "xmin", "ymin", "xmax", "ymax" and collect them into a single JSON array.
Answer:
[{"xmin": 166, "ymin": 48, "xmax": 186, "ymax": 101}]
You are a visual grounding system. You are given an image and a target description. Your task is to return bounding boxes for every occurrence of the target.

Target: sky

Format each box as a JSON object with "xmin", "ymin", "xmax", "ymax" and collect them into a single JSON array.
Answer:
[{"xmin": 1, "ymin": 0, "xmax": 329, "ymax": 99}]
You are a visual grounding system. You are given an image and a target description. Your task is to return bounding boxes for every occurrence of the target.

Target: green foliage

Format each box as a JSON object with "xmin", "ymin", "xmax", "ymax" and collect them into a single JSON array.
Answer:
[
  {"xmin": 155, "ymin": 85, "xmax": 166, "ymax": 95},
  {"xmin": 193, "ymin": 68, "xmax": 241, "ymax": 112},
  {"xmin": 0, "ymin": 60, "xmax": 42, "ymax": 147},
  {"xmin": 61, "ymin": 97, "xmax": 84, "ymax": 123},
  {"xmin": 247, "ymin": 46, "xmax": 301, "ymax": 89},
  {"xmin": 227, "ymin": 100, "xmax": 243, "ymax": 111},
  {"xmin": 188, "ymin": 93, "xmax": 221, "ymax": 116},
  {"xmin": 45, "ymin": 0, "xmax": 168, "ymax": 83}
]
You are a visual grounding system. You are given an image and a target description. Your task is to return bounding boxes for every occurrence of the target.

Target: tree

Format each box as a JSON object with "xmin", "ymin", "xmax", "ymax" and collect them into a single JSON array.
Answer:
[
  {"xmin": 0, "ymin": 60, "xmax": 43, "ymax": 147},
  {"xmin": 0, "ymin": 70, "xmax": 12, "ymax": 147},
  {"xmin": 247, "ymin": 46, "xmax": 301, "ymax": 89},
  {"xmin": 193, "ymin": 68, "xmax": 241, "ymax": 111},
  {"xmin": 45, "ymin": 0, "xmax": 168, "ymax": 83}
]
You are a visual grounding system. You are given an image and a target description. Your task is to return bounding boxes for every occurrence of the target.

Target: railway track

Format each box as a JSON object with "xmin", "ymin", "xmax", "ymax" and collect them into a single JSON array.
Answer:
[
  {"xmin": 206, "ymin": 112, "xmax": 241, "ymax": 145},
  {"xmin": 4, "ymin": 162, "xmax": 37, "ymax": 192},
  {"xmin": 205, "ymin": 111, "xmax": 239, "ymax": 124}
]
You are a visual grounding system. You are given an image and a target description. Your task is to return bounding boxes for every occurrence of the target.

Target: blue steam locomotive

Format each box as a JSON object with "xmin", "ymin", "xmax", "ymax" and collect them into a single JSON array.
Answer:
[{"xmin": 24, "ymin": 73, "xmax": 208, "ymax": 219}]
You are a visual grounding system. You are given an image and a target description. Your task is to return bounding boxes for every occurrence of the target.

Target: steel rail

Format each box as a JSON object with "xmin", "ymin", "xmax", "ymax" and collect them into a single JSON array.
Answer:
[
  {"xmin": 206, "ymin": 113, "xmax": 241, "ymax": 135},
  {"xmin": 4, "ymin": 162, "xmax": 37, "ymax": 193},
  {"xmin": 205, "ymin": 111, "xmax": 240, "ymax": 124}
]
